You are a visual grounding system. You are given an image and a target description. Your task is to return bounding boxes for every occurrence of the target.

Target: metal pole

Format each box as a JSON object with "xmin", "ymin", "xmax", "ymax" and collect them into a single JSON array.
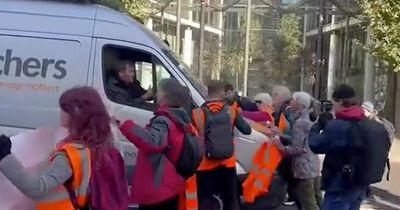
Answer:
[
  {"xmin": 160, "ymin": 10, "xmax": 165, "ymax": 38},
  {"xmin": 243, "ymin": 0, "xmax": 251, "ymax": 96},
  {"xmin": 198, "ymin": 0, "xmax": 206, "ymax": 80},
  {"xmin": 301, "ymin": 6, "xmax": 308, "ymax": 91},
  {"xmin": 176, "ymin": 0, "xmax": 182, "ymax": 55},
  {"xmin": 315, "ymin": 0, "xmax": 325, "ymax": 99}
]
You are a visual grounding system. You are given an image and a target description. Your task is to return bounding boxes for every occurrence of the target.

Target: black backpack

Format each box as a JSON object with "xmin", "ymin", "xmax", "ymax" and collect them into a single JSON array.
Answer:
[
  {"xmin": 202, "ymin": 104, "xmax": 235, "ymax": 160},
  {"xmin": 345, "ymin": 119, "xmax": 391, "ymax": 186},
  {"xmin": 155, "ymin": 111, "xmax": 203, "ymax": 179}
]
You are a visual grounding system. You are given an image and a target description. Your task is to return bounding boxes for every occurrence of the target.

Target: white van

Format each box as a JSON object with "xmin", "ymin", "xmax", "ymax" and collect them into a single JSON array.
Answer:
[{"xmin": 0, "ymin": 1, "xmax": 286, "ymax": 209}]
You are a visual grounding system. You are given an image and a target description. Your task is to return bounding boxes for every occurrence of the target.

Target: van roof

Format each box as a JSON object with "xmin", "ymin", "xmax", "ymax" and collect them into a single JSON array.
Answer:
[{"xmin": 0, "ymin": 0, "xmax": 168, "ymax": 50}]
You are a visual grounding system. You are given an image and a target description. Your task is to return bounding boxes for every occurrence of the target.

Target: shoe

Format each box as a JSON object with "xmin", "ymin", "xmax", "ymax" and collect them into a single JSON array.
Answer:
[{"xmin": 283, "ymin": 201, "xmax": 296, "ymax": 206}]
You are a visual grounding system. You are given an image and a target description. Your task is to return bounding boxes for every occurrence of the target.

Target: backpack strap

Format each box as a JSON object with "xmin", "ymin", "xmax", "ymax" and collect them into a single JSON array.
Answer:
[
  {"xmin": 64, "ymin": 183, "xmax": 80, "ymax": 210},
  {"xmin": 155, "ymin": 111, "xmax": 195, "ymax": 135},
  {"xmin": 386, "ymin": 159, "xmax": 391, "ymax": 181},
  {"xmin": 192, "ymin": 108, "xmax": 205, "ymax": 137}
]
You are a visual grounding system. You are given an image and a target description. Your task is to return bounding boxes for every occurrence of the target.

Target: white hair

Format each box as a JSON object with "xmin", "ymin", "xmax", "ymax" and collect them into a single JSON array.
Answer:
[
  {"xmin": 254, "ymin": 93, "xmax": 273, "ymax": 106},
  {"xmin": 292, "ymin": 92, "xmax": 312, "ymax": 109},
  {"xmin": 272, "ymin": 85, "xmax": 291, "ymax": 103}
]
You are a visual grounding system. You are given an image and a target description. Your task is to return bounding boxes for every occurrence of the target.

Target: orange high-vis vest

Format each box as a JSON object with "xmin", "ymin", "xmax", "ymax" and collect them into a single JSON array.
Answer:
[
  {"xmin": 37, "ymin": 143, "xmax": 91, "ymax": 210},
  {"xmin": 278, "ymin": 112, "xmax": 287, "ymax": 132},
  {"xmin": 179, "ymin": 175, "xmax": 198, "ymax": 210},
  {"xmin": 192, "ymin": 103, "xmax": 238, "ymax": 171},
  {"xmin": 242, "ymin": 142, "xmax": 282, "ymax": 204}
]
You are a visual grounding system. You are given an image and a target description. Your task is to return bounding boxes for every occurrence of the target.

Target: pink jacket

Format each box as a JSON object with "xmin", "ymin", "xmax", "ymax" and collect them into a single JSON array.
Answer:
[{"xmin": 119, "ymin": 107, "xmax": 187, "ymax": 205}]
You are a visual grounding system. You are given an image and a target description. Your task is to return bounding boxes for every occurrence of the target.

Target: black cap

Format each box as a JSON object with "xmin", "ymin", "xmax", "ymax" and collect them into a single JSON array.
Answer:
[
  {"xmin": 332, "ymin": 84, "xmax": 356, "ymax": 100},
  {"xmin": 239, "ymin": 97, "xmax": 259, "ymax": 112}
]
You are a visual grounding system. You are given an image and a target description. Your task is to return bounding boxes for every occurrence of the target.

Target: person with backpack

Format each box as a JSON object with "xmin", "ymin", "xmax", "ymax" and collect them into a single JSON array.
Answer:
[
  {"xmin": 0, "ymin": 86, "xmax": 129, "ymax": 210},
  {"xmin": 192, "ymin": 80, "xmax": 252, "ymax": 210},
  {"xmin": 118, "ymin": 78, "xmax": 202, "ymax": 210},
  {"xmin": 309, "ymin": 84, "xmax": 390, "ymax": 210},
  {"xmin": 362, "ymin": 101, "xmax": 394, "ymax": 198}
]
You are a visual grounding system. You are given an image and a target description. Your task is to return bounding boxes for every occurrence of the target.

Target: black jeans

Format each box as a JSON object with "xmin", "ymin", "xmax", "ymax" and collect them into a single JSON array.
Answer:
[
  {"xmin": 197, "ymin": 166, "xmax": 240, "ymax": 210},
  {"xmin": 278, "ymin": 157, "xmax": 298, "ymax": 203},
  {"xmin": 139, "ymin": 196, "xmax": 179, "ymax": 210}
]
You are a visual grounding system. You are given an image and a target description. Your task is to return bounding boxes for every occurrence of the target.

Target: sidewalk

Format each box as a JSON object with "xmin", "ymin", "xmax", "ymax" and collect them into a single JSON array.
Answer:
[{"xmin": 389, "ymin": 139, "xmax": 400, "ymax": 162}]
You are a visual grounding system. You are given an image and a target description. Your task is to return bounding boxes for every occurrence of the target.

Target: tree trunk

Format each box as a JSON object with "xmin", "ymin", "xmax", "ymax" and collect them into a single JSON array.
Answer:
[
  {"xmin": 235, "ymin": 69, "xmax": 239, "ymax": 90},
  {"xmin": 395, "ymin": 72, "xmax": 400, "ymax": 138},
  {"xmin": 384, "ymin": 71, "xmax": 400, "ymax": 138}
]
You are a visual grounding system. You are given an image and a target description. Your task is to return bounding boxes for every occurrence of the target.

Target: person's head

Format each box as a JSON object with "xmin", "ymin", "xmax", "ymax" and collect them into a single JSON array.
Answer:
[
  {"xmin": 290, "ymin": 92, "xmax": 312, "ymax": 113},
  {"xmin": 116, "ymin": 60, "xmax": 135, "ymax": 84},
  {"xmin": 332, "ymin": 84, "xmax": 358, "ymax": 112},
  {"xmin": 224, "ymin": 83, "xmax": 235, "ymax": 102},
  {"xmin": 59, "ymin": 86, "xmax": 111, "ymax": 148},
  {"xmin": 272, "ymin": 85, "xmax": 291, "ymax": 109},
  {"xmin": 207, "ymin": 80, "xmax": 226, "ymax": 100},
  {"xmin": 254, "ymin": 93, "xmax": 273, "ymax": 110},
  {"xmin": 157, "ymin": 78, "xmax": 191, "ymax": 110},
  {"xmin": 362, "ymin": 101, "xmax": 377, "ymax": 118},
  {"xmin": 239, "ymin": 97, "xmax": 259, "ymax": 111}
]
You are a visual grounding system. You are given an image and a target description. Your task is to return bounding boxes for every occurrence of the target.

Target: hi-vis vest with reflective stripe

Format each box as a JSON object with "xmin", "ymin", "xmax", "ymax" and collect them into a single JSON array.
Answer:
[
  {"xmin": 179, "ymin": 175, "xmax": 198, "ymax": 210},
  {"xmin": 37, "ymin": 143, "xmax": 91, "ymax": 210},
  {"xmin": 192, "ymin": 104, "xmax": 237, "ymax": 171},
  {"xmin": 242, "ymin": 142, "xmax": 282, "ymax": 203}
]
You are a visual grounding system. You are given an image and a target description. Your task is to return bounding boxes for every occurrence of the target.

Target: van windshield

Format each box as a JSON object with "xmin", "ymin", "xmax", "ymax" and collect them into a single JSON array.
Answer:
[{"xmin": 162, "ymin": 50, "xmax": 207, "ymax": 98}]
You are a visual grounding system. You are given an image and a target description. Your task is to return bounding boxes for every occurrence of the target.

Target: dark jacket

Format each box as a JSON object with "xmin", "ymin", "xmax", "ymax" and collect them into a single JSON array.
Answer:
[
  {"xmin": 107, "ymin": 77, "xmax": 147, "ymax": 105},
  {"xmin": 119, "ymin": 106, "xmax": 190, "ymax": 205},
  {"xmin": 309, "ymin": 106, "xmax": 367, "ymax": 192}
]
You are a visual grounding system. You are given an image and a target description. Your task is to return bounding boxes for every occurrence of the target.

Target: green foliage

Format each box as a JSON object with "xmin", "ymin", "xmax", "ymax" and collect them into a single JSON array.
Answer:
[
  {"xmin": 359, "ymin": 0, "xmax": 400, "ymax": 71},
  {"xmin": 239, "ymin": 15, "xmax": 264, "ymax": 58},
  {"xmin": 266, "ymin": 14, "xmax": 302, "ymax": 87},
  {"xmin": 94, "ymin": 0, "xmax": 167, "ymax": 23},
  {"xmin": 277, "ymin": 14, "xmax": 302, "ymax": 60}
]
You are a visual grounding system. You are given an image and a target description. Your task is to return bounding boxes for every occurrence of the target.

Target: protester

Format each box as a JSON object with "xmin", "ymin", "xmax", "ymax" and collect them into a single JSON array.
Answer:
[
  {"xmin": 271, "ymin": 85, "xmax": 297, "ymax": 206},
  {"xmin": 224, "ymin": 83, "xmax": 235, "ymax": 105},
  {"xmin": 107, "ymin": 60, "xmax": 153, "ymax": 104},
  {"xmin": 309, "ymin": 85, "xmax": 387, "ymax": 210},
  {"xmin": 362, "ymin": 101, "xmax": 395, "ymax": 199},
  {"xmin": 118, "ymin": 78, "xmax": 196, "ymax": 210},
  {"xmin": 273, "ymin": 92, "xmax": 322, "ymax": 210},
  {"xmin": 362, "ymin": 101, "xmax": 395, "ymax": 143},
  {"xmin": 0, "ymin": 86, "xmax": 129, "ymax": 210},
  {"xmin": 193, "ymin": 80, "xmax": 252, "ymax": 210}
]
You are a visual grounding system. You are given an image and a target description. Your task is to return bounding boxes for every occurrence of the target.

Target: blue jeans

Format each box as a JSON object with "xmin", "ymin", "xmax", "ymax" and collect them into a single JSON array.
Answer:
[{"xmin": 323, "ymin": 187, "xmax": 367, "ymax": 210}]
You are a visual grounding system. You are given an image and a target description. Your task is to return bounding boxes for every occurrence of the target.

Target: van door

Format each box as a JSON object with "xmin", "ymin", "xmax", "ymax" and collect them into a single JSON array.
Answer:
[
  {"xmin": 92, "ymin": 39, "xmax": 190, "ymax": 125},
  {"xmin": 92, "ymin": 39, "xmax": 188, "ymax": 181},
  {"xmin": 0, "ymin": 33, "xmax": 92, "ymax": 134}
]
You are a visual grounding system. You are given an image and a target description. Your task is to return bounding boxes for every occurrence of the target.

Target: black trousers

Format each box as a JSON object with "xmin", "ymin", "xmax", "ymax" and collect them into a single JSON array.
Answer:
[
  {"xmin": 197, "ymin": 166, "xmax": 240, "ymax": 210},
  {"xmin": 278, "ymin": 157, "xmax": 299, "ymax": 203},
  {"xmin": 139, "ymin": 196, "xmax": 179, "ymax": 210}
]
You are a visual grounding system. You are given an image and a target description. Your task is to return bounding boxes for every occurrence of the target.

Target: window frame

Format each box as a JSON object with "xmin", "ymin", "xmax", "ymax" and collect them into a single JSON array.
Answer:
[{"xmin": 101, "ymin": 44, "xmax": 175, "ymax": 111}]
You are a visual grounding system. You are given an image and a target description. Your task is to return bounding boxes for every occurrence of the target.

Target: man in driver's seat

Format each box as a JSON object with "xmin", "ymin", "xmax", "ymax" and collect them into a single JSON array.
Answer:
[{"xmin": 107, "ymin": 60, "xmax": 153, "ymax": 105}]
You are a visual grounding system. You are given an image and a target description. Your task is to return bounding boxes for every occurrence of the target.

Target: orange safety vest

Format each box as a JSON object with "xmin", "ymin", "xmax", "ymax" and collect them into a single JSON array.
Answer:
[
  {"xmin": 242, "ymin": 142, "xmax": 282, "ymax": 203},
  {"xmin": 179, "ymin": 175, "xmax": 198, "ymax": 210},
  {"xmin": 192, "ymin": 103, "xmax": 238, "ymax": 171},
  {"xmin": 278, "ymin": 112, "xmax": 286, "ymax": 132},
  {"xmin": 37, "ymin": 143, "xmax": 91, "ymax": 210}
]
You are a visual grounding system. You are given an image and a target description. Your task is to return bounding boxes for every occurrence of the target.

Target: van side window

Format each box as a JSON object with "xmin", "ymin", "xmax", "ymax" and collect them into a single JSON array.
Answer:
[{"xmin": 102, "ymin": 45, "xmax": 172, "ymax": 111}]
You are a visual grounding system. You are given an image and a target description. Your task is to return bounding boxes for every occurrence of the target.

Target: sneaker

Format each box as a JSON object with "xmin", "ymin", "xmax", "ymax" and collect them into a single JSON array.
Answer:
[{"xmin": 283, "ymin": 201, "xmax": 296, "ymax": 206}]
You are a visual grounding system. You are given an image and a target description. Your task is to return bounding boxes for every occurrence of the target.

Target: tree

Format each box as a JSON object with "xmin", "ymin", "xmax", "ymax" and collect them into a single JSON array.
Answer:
[
  {"xmin": 94, "ymin": 0, "xmax": 172, "ymax": 23},
  {"xmin": 220, "ymin": 14, "xmax": 264, "ymax": 90},
  {"xmin": 358, "ymin": 0, "xmax": 400, "ymax": 71},
  {"xmin": 359, "ymin": 0, "xmax": 400, "ymax": 135},
  {"xmin": 266, "ymin": 14, "xmax": 302, "ymax": 90}
]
